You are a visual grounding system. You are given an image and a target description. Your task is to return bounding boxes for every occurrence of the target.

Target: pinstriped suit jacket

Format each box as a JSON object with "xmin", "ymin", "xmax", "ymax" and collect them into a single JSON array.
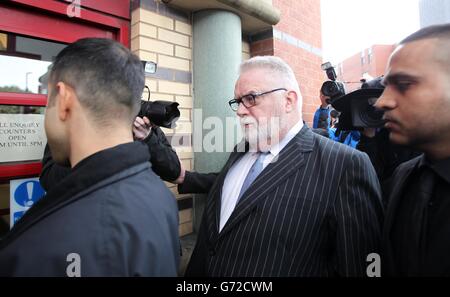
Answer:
[{"xmin": 180, "ymin": 126, "xmax": 383, "ymax": 277}]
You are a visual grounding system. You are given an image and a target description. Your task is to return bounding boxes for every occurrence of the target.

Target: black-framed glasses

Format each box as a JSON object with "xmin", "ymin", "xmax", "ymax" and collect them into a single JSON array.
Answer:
[{"xmin": 228, "ymin": 88, "xmax": 287, "ymax": 111}]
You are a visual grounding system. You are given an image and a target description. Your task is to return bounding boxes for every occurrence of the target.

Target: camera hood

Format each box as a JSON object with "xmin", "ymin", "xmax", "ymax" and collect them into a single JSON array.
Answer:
[
  {"xmin": 332, "ymin": 76, "xmax": 384, "ymax": 112},
  {"xmin": 138, "ymin": 100, "xmax": 180, "ymax": 129},
  {"xmin": 331, "ymin": 88, "xmax": 383, "ymax": 113},
  {"xmin": 331, "ymin": 87, "xmax": 384, "ymax": 130}
]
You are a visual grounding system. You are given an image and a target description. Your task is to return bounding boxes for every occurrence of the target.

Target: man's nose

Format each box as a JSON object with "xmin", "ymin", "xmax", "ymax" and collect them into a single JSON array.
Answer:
[
  {"xmin": 374, "ymin": 89, "xmax": 396, "ymax": 111},
  {"xmin": 236, "ymin": 102, "xmax": 249, "ymax": 117}
]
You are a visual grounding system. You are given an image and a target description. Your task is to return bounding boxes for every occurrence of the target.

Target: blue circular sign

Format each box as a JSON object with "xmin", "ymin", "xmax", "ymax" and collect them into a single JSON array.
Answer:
[{"xmin": 14, "ymin": 181, "xmax": 45, "ymax": 207}]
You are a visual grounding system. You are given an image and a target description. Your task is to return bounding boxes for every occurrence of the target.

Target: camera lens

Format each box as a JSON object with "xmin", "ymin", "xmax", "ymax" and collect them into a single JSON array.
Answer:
[
  {"xmin": 367, "ymin": 97, "xmax": 378, "ymax": 106},
  {"xmin": 321, "ymin": 81, "xmax": 345, "ymax": 99},
  {"xmin": 357, "ymin": 103, "xmax": 384, "ymax": 127}
]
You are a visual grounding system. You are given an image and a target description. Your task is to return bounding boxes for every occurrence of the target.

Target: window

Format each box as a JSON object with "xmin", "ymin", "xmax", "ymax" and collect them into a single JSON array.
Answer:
[
  {"xmin": 368, "ymin": 47, "xmax": 373, "ymax": 64},
  {"xmin": 0, "ymin": 33, "xmax": 7, "ymax": 51},
  {"xmin": 360, "ymin": 50, "xmax": 365, "ymax": 66}
]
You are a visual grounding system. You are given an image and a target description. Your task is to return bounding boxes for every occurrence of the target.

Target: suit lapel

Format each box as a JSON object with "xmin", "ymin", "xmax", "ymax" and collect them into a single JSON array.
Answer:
[
  {"xmin": 218, "ymin": 126, "xmax": 314, "ymax": 239},
  {"xmin": 383, "ymin": 156, "xmax": 421, "ymax": 273},
  {"xmin": 205, "ymin": 142, "xmax": 248, "ymax": 243}
]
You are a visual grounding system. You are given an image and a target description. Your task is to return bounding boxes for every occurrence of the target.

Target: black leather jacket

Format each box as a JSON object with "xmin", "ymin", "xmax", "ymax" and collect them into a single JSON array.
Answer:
[{"xmin": 40, "ymin": 126, "xmax": 181, "ymax": 191}]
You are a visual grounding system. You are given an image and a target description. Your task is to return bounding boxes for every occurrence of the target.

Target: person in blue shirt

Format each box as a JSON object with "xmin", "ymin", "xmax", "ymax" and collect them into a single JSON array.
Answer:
[
  {"xmin": 313, "ymin": 90, "xmax": 331, "ymax": 130},
  {"xmin": 327, "ymin": 109, "xmax": 360, "ymax": 148},
  {"xmin": 330, "ymin": 129, "xmax": 361, "ymax": 148}
]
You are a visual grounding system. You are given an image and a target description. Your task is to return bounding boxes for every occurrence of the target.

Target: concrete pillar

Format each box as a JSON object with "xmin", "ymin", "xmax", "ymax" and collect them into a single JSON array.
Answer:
[{"xmin": 192, "ymin": 10, "xmax": 242, "ymax": 232}]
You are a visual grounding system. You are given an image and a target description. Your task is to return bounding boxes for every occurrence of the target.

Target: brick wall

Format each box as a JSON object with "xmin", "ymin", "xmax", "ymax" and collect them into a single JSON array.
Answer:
[
  {"xmin": 242, "ymin": 39, "xmax": 251, "ymax": 61},
  {"xmin": 131, "ymin": 2, "xmax": 194, "ymax": 237},
  {"xmin": 250, "ymin": 37, "xmax": 274, "ymax": 56},
  {"xmin": 336, "ymin": 51, "xmax": 370, "ymax": 92},
  {"xmin": 272, "ymin": 0, "xmax": 323, "ymax": 126},
  {"xmin": 248, "ymin": 0, "xmax": 324, "ymax": 126},
  {"xmin": 373, "ymin": 45, "xmax": 395, "ymax": 77}
]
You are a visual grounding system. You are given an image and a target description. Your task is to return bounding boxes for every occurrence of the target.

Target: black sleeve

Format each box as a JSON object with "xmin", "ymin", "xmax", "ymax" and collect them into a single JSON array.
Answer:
[
  {"xmin": 39, "ymin": 144, "xmax": 71, "ymax": 192},
  {"xmin": 356, "ymin": 129, "xmax": 402, "ymax": 183},
  {"xmin": 356, "ymin": 132, "xmax": 389, "ymax": 182},
  {"xmin": 177, "ymin": 171, "xmax": 219, "ymax": 194},
  {"xmin": 356, "ymin": 134, "xmax": 380, "ymax": 168},
  {"xmin": 333, "ymin": 151, "xmax": 383, "ymax": 276},
  {"xmin": 143, "ymin": 126, "xmax": 181, "ymax": 182},
  {"xmin": 40, "ymin": 126, "xmax": 182, "ymax": 189}
]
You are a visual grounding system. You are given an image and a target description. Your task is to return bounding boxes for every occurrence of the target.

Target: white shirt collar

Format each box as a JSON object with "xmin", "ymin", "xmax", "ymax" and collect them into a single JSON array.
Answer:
[{"xmin": 267, "ymin": 120, "xmax": 303, "ymax": 158}]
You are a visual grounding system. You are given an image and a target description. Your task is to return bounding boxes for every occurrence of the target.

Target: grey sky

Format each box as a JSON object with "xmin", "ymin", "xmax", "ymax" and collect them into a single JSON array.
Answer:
[{"xmin": 321, "ymin": 0, "xmax": 420, "ymax": 64}]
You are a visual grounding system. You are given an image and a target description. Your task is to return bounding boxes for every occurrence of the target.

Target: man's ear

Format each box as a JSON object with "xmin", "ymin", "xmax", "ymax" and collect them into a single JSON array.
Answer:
[
  {"xmin": 285, "ymin": 90, "xmax": 298, "ymax": 113},
  {"xmin": 55, "ymin": 82, "xmax": 76, "ymax": 121}
]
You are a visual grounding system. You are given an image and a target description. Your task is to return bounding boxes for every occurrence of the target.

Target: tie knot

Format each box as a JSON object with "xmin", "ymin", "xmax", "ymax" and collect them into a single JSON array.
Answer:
[
  {"xmin": 256, "ymin": 152, "xmax": 269, "ymax": 163},
  {"xmin": 237, "ymin": 152, "xmax": 270, "ymax": 202}
]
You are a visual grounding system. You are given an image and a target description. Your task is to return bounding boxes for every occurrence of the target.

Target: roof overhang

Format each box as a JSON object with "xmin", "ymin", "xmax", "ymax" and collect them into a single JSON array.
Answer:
[{"xmin": 161, "ymin": 0, "xmax": 280, "ymax": 34}]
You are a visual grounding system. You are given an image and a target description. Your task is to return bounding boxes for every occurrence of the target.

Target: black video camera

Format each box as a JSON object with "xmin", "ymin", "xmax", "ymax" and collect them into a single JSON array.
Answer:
[
  {"xmin": 331, "ymin": 77, "xmax": 385, "ymax": 130},
  {"xmin": 320, "ymin": 62, "xmax": 346, "ymax": 102},
  {"xmin": 138, "ymin": 61, "xmax": 180, "ymax": 129}
]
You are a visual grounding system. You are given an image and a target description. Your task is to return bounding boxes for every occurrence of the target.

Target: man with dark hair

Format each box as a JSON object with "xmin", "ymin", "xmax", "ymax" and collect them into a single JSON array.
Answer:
[
  {"xmin": 375, "ymin": 23, "xmax": 450, "ymax": 276},
  {"xmin": 0, "ymin": 38, "xmax": 179, "ymax": 276},
  {"xmin": 312, "ymin": 89, "xmax": 331, "ymax": 130}
]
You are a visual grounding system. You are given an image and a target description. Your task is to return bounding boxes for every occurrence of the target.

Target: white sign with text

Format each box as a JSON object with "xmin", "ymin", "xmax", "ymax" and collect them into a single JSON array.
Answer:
[{"xmin": 0, "ymin": 113, "xmax": 46, "ymax": 163}]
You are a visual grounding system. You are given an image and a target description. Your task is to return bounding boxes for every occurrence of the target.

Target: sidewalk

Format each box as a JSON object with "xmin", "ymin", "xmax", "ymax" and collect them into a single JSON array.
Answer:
[{"xmin": 179, "ymin": 232, "xmax": 197, "ymax": 276}]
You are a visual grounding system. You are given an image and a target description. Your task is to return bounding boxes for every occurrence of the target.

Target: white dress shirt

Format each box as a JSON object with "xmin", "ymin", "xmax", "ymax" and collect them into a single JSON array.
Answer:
[{"xmin": 219, "ymin": 120, "xmax": 304, "ymax": 232}]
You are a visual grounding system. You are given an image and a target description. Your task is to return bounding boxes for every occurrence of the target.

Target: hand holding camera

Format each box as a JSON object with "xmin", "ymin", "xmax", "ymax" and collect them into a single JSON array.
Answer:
[
  {"xmin": 133, "ymin": 116, "xmax": 152, "ymax": 140},
  {"xmin": 139, "ymin": 61, "xmax": 180, "ymax": 129}
]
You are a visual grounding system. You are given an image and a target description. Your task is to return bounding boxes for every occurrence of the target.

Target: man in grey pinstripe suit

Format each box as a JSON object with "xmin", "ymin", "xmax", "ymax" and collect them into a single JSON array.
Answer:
[{"xmin": 175, "ymin": 56, "xmax": 383, "ymax": 277}]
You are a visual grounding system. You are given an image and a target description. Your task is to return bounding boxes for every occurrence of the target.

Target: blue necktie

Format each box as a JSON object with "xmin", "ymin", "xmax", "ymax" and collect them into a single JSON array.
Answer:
[{"xmin": 237, "ymin": 152, "xmax": 269, "ymax": 202}]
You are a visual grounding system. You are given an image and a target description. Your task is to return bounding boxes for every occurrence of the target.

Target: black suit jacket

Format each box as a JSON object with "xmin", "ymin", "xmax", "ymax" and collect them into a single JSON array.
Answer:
[
  {"xmin": 382, "ymin": 156, "xmax": 419, "ymax": 276},
  {"xmin": 382, "ymin": 154, "xmax": 450, "ymax": 276},
  {"xmin": 0, "ymin": 143, "xmax": 179, "ymax": 276},
  {"xmin": 179, "ymin": 126, "xmax": 384, "ymax": 276}
]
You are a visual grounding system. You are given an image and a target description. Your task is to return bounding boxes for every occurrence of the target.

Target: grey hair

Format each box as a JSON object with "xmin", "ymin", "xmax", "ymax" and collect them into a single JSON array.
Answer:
[{"xmin": 239, "ymin": 56, "xmax": 302, "ymax": 110}]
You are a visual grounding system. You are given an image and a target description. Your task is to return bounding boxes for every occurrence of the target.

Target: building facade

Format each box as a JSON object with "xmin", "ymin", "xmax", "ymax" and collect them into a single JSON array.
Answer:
[
  {"xmin": 0, "ymin": 0, "xmax": 323, "ymax": 236},
  {"xmin": 336, "ymin": 44, "xmax": 395, "ymax": 92}
]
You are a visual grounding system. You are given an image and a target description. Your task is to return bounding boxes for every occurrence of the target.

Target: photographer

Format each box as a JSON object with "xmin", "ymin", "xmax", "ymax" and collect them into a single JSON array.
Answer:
[
  {"xmin": 312, "ymin": 90, "xmax": 332, "ymax": 130},
  {"xmin": 40, "ymin": 115, "xmax": 181, "ymax": 192},
  {"xmin": 329, "ymin": 124, "xmax": 361, "ymax": 148},
  {"xmin": 319, "ymin": 62, "xmax": 362, "ymax": 147}
]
